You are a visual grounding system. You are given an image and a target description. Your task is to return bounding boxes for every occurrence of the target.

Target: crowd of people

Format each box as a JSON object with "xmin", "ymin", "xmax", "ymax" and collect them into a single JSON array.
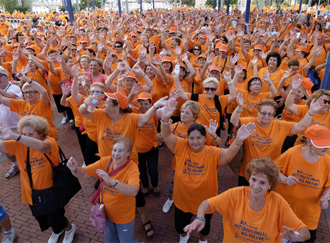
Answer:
[{"xmin": 1, "ymin": 3, "xmax": 330, "ymax": 243}]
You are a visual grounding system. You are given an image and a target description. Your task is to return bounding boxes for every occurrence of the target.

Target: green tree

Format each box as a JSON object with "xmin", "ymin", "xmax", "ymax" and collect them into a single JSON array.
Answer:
[
  {"xmin": 79, "ymin": 0, "xmax": 101, "ymax": 10},
  {"xmin": 0, "ymin": 0, "xmax": 29, "ymax": 13}
]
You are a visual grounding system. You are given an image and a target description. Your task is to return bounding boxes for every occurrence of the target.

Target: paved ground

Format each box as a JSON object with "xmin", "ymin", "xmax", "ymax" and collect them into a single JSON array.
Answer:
[{"xmin": 0, "ymin": 104, "xmax": 330, "ymax": 242}]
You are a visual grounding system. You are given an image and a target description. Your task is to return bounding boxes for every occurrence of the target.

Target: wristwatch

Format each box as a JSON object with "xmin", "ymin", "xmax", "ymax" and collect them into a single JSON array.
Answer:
[
  {"xmin": 294, "ymin": 231, "xmax": 300, "ymax": 242},
  {"xmin": 195, "ymin": 216, "xmax": 205, "ymax": 222}
]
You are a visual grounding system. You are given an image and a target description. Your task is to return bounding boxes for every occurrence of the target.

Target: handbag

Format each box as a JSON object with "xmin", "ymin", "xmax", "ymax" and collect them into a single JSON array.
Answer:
[
  {"xmin": 43, "ymin": 146, "xmax": 82, "ymax": 208},
  {"xmin": 90, "ymin": 158, "xmax": 130, "ymax": 233},
  {"xmin": 26, "ymin": 147, "xmax": 59, "ymax": 217}
]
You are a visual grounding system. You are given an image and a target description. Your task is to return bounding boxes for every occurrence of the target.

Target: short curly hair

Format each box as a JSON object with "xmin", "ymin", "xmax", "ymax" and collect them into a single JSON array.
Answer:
[
  {"xmin": 17, "ymin": 115, "xmax": 49, "ymax": 138},
  {"xmin": 257, "ymin": 99, "xmax": 278, "ymax": 113},
  {"xmin": 266, "ymin": 52, "xmax": 282, "ymax": 68},
  {"xmin": 245, "ymin": 157, "xmax": 279, "ymax": 191}
]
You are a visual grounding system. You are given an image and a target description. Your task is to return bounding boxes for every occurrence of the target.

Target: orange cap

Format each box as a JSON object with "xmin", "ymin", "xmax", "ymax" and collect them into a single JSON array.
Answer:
[
  {"xmin": 215, "ymin": 42, "xmax": 222, "ymax": 49},
  {"xmin": 13, "ymin": 43, "xmax": 19, "ymax": 47},
  {"xmin": 305, "ymin": 125, "xmax": 330, "ymax": 148},
  {"xmin": 105, "ymin": 92, "xmax": 129, "ymax": 110},
  {"xmin": 169, "ymin": 27, "xmax": 176, "ymax": 33},
  {"xmin": 161, "ymin": 56, "xmax": 172, "ymax": 63},
  {"xmin": 254, "ymin": 44, "xmax": 263, "ymax": 50},
  {"xmin": 209, "ymin": 66, "xmax": 221, "ymax": 73},
  {"xmin": 87, "ymin": 45, "xmax": 94, "ymax": 51},
  {"xmin": 80, "ymin": 38, "xmax": 88, "ymax": 43},
  {"xmin": 179, "ymin": 63, "xmax": 186, "ymax": 69},
  {"xmin": 241, "ymin": 65, "xmax": 247, "ymax": 70},
  {"xmin": 111, "ymin": 37, "xmax": 119, "ymax": 42},
  {"xmin": 126, "ymin": 71, "xmax": 137, "ymax": 79},
  {"xmin": 301, "ymin": 77, "xmax": 313, "ymax": 95},
  {"xmin": 131, "ymin": 32, "xmax": 138, "ymax": 36},
  {"xmin": 243, "ymin": 35, "xmax": 250, "ymax": 39},
  {"xmin": 296, "ymin": 46, "xmax": 309, "ymax": 53},
  {"xmin": 37, "ymin": 32, "xmax": 46, "ymax": 36},
  {"xmin": 198, "ymin": 54, "xmax": 207, "ymax": 59},
  {"xmin": 110, "ymin": 50, "xmax": 118, "ymax": 56},
  {"xmin": 219, "ymin": 44, "xmax": 228, "ymax": 52},
  {"xmin": 137, "ymin": 92, "xmax": 153, "ymax": 102},
  {"xmin": 26, "ymin": 45, "xmax": 35, "ymax": 50},
  {"xmin": 200, "ymin": 34, "xmax": 207, "ymax": 39}
]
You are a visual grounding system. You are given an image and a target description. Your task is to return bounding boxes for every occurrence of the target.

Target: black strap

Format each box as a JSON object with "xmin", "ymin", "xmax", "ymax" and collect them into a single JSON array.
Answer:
[
  {"xmin": 43, "ymin": 145, "xmax": 66, "ymax": 168},
  {"xmin": 214, "ymin": 95, "xmax": 224, "ymax": 133},
  {"xmin": 191, "ymin": 93, "xmax": 199, "ymax": 102},
  {"xmin": 26, "ymin": 147, "xmax": 33, "ymax": 189},
  {"xmin": 220, "ymin": 56, "xmax": 228, "ymax": 74}
]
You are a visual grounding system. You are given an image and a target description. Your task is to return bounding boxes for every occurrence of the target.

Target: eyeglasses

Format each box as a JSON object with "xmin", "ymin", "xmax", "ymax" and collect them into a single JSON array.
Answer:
[
  {"xmin": 194, "ymin": 48, "xmax": 201, "ymax": 51},
  {"xmin": 324, "ymin": 100, "xmax": 330, "ymax": 105},
  {"xmin": 114, "ymin": 46, "xmax": 122, "ymax": 48},
  {"xmin": 90, "ymin": 91, "xmax": 103, "ymax": 96},
  {"xmin": 111, "ymin": 55, "xmax": 117, "ymax": 57},
  {"xmin": 259, "ymin": 111, "xmax": 274, "ymax": 117},
  {"xmin": 23, "ymin": 91, "xmax": 38, "ymax": 95},
  {"xmin": 71, "ymin": 49, "xmax": 77, "ymax": 51},
  {"xmin": 204, "ymin": 87, "xmax": 217, "ymax": 92}
]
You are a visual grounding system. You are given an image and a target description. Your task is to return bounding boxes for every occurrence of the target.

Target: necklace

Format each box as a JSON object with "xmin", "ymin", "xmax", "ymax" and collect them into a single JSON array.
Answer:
[
  {"xmin": 268, "ymin": 67, "xmax": 277, "ymax": 74},
  {"xmin": 249, "ymin": 195, "xmax": 265, "ymax": 211}
]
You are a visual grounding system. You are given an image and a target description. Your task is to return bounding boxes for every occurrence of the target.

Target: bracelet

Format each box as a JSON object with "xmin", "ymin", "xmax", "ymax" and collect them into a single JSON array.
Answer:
[
  {"xmin": 323, "ymin": 195, "xmax": 330, "ymax": 200},
  {"xmin": 234, "ymin": 139, "xmax": 243, "ymax": 146},
  {"xmin": 16, "ymin": 135, "xmax": 21, "ymax": 141},
  {"xmin": 308, "ymin": 111, "xmax": 314, "ymax": 116},
  {"xmin": 112, "ymin": 179, "xmax": 119, "ymax": 188},
  {"xmin": 289, "ymin": 90, "xmax": 296, "ymax": 95},
  {"xmin": 195, "ymin": 216, "xmax": 205, "ymax": 222},
  {"xmin": 227, "ymin": 81, "xmax": 233, "ymax": 85},
  {"xmin": 28, "ymin": 79, "xmax": 33, "ymax": 85},
  {"xmin": 161, "ymin": 120, "xmax": 170, "ymax": 125},
  {"xmin": 142, "ymin": 73, "xmax": 146, "ymax": 78},
  {"xmin": 294, "ymin": 231, "xmax": 300, "ymax": 242},
  {"xmin": 267, "ymin": 82, "xmax": 272, "ymax": 86}
]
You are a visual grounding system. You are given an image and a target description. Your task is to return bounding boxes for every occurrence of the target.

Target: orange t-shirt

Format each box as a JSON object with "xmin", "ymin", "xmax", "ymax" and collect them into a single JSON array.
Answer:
[
  {"xmin": 275, "ymin": 145, "xmax": 330, "ymax": 230},
  {"xmin": 208, "ymin": 187, "xmax": 306, "ymax": 243},
  {"xmin": 3, "ymin": 137, "xmax": 59, "ymax": 205},
  {"xmin": 151, "ymin": 77, "xmax": 168, "ymax": 102},
  {"xmin": 27, "ymin": 69, "xmax": 50, "ymax": 95},
  {"xmin": 48, "ymin": 64, "xmax": 63, "ymax": 95},
  {"xmin": 134, "ymin": 114, "xmax": 158, "ymax": 153},
  {"xmin": 67, "ymin": 96, "xmax": 83, "ymax": 128},
  {"xmin": 173, "ymin": 137, "xmax": 222, "ymax": 214},
  {"xmin": 189, "ymin": 93, "xmax": 228, "ymax": 128},
  {"xmin": 238, "ymin": 89, "xmax": 271, "ymax": 117},
  {"xmin": 258, "ymin": 67, "xmax": 285, "ymax": 94},
  {"xmin": 93, "ymin": 110, "xmax": 139, "ymax": 162},
  {"xmin": 10, "ymin": 99, "xmax": 58, "ymax": 139},
  {"xmin": 239, "ymin": 118, "xmax": 294, "ymax": 176},
  {"xmin": 212, "ymin": 55, "xmax": 231, "ymax": 78},
  {"xmin": 84, "ymin": 157, "xmax": 140, "ymax": 224},
  {"xmin": 281, "ymin": 100, "xmax": 305, "ymax": 122},
  {"xmin": 247, "ymin": 57, "xmax": 266, "ymax": 80}
]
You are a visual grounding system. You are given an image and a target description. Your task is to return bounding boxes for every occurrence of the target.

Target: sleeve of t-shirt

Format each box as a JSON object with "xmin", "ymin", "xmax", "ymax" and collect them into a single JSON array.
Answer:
[
  {"xmin": 297, "ymin": 105, "xmax": 308, "ymax": 117},
  {"xmin": 173, "ymin": 137, "xmax": 187, "ymax": 155},
  {"xmin": 3, "ymin": 140, "xmax": 20, "ymax": 156},
  {"xmin": 93, "ymin": 109, "xmax": 104, "ymax": 124},
  {"xmin": 84, "ymin": 157, "xmax": 109, "ymax": 177},
  {"xmin": 274, "ymin": 148, "xmax": 290, "ymax": 174},
  {"xmin": 126, "ymin": 163, "xmax": 140, "ymax": 186},
  {"xmin": 278, "ymin": 120, "xmax": 295, "ymax": 136},
  {"xmin": 208, "ymin": 188, "xmax": 235, "ymax": 218},
  {"xmin": 9, "ymin": 98, "xmax": 24, "ymax": 114},
  {"xmin": 44, "ymin": 137, "xmax": 60, "ymax": 167},
  {"xmin": 218, "ymin": 95, "xmax": 229, "ymax": 113}
]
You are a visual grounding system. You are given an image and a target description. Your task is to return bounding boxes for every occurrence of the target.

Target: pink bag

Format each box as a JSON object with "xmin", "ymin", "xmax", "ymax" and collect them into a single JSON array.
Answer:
[{"xmin": 90, "ymin": 194, "xmax": 106, "ymax": 233}]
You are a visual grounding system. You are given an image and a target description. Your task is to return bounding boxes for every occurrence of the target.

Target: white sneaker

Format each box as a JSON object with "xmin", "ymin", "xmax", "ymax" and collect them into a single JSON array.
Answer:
[
  {"xmin": 162, "ymin": 198, "xmax": 173, "ymax": 213},
  {"xmin": 63, "ymin": 224, "xmax": 75, "ymax": 243},
  {"xmin": 82, "ymin": 161, "xmax": 86, "ymax": 168},
  {"xmin": 47, "ymin": 230, "xmax": 64, "ymax": 243},
  {"xmin": 5, "ymin": 164, "xmax": 19, "ymax": 178},
  {"xmin": 2, "ymin": 228, "xmax": 18, "ymax": 243},
  {"xmin": 199, "ymin": 240, "xmax": 207, "ymax": 243},
  {"xmin": 69, "ymin": 119, "xmax": 74, "ymax": 123},
  {"xmin": 179, "ymin": 233, "xmax": 190, "ymax": 243},
  {"xmin": 61, "ymin": 117, "xmax": 68, "ymax": 125}
]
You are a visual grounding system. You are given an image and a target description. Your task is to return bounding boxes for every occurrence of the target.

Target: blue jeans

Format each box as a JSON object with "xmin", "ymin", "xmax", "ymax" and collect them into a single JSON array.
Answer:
[{"xmin": 104, "ymin": 218, "xmax": 139, "ymax": 243}]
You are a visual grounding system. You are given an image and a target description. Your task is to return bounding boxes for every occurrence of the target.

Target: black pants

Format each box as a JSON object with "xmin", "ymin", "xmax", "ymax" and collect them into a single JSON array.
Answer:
[
  {"xmin": 238, "ymin": 175, "xmax": 249, "ymax": 186},
  {"xmin": 52, "ymin": 94, "xmax": 74, "ymax": 120},
  {"xmin": 281, "ymin": 135, "xmax": 298, "ymax": 154},
  {"xmin": 85, "ymin": 136, "xmax": 100, "ymax": 166},
  {"xmin": 135, "ymin": 189, "xmax": 145, "ymax": 208},
  {"xmin": 74, "ymin": 126, "xmax": 87, "ymax": 161},
  {"xmin": 138, "ymin": 147, "xmax": 159, "ymax": 188},
  {"xmin": 174, "ymin": 205, "xmax": 212, "ymax": 236},
  {"xmin": 31, "ymin": 206, "xmax": 68, "ymax": 234}
]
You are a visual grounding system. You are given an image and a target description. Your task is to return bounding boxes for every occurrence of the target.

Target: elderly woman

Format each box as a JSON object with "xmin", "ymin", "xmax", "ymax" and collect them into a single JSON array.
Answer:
[
  {"xmin": 0, "ymin": 115, "xmax": 75, "ymax": 243},
  {"xmin": 184, "ymin": 158, "xmax": 310, "ymax": 242},
  {"xmin": 231, "ymin": 96, "xmax": 325, "ymax": 186},
  {"xmin": 162, "ymin": 100, "xmax": 222, "ymax": 214},
  {"xmin": 160, "ymin": 98, "xmax": 256, "ymax": 242},
  {"xmin": 0, "ymin": 73, "xmax": 58, "ymax": 139},
  {"xmin": 83, "ymin": 58, "xmax": 107, "ymax": 84},
  {"xmin": 275, "ymin": 125, "xmax": 330, "ymax": 242},
  {"xmin": 67, "ymin": 136, "xmax": 139, "ymax": 242}
]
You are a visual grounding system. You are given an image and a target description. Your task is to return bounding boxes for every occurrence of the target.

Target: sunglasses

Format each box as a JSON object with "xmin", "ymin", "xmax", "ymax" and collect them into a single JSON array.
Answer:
[
  {"xmin": 111, "ymin": 55, "xmax": 117, "ymax": 57},
  {"xmin": 23, "ymin": 91, "xmax": 38, "ymax": 95},
  {"xmin": 259, "ymin": 111, "xmax": 274, "ymax": 117},
  {"xmin": 114, "ymin": 46, "xmax": 122, "ymax": 48},
  {"xmin": 71, "ymin": 49, "xmax": 77, "ymax": 51},
  {"xmin": 204, "ymin": 87, "xmax": 217, "ymax": 92},
  {"xmin": 324, "ymin": 100, "xmax": 330, "ymax": 105},
  {"xmin": 194, "ymin": 48, "xmax": 201, "ymax": 51}
]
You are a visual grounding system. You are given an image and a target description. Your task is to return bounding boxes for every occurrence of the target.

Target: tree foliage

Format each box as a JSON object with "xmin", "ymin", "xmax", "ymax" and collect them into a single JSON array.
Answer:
[
  {"xmin": 0, "ymin": 0, "xmax": 29, "ymax": 13},
  {"xmin": 205, "ymin": 0, "xmax": 237, "ymax": 7},
  {"xmin": 79, "ymin": 0, "xmax": 101, "ymax": 10}
]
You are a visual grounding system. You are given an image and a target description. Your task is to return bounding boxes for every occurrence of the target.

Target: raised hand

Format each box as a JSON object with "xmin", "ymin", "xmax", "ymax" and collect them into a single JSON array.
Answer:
[
  {"xmin": 206, "ymin": 119, "xmax": 219, "ymax": 136},
  {"xmin": 236, "ymin": 92, "xmax": 244, "ymax": 107},
  {"xmin": 291, "ymin": 74, "xmax": 303, "ymax": 90},
  {"xmin": 175, "ymin": 46, "xmax": 182, "ymax": 56},
  {"xmin": 310, "ymin": 97, "xmax": 326, "ymax": 114},
  {"xmin": 206, "ymin": 52, "xmax": 215, "ymax": 64},
  {"xmin": 161, "ymin": 98, "xmax": 178, "ymax": 121},
  {"xmin": 0, "ymin": 121, "xmax": 15, "ymax": 141},
  {"xmin": 61, "ymin": 83, "xmax": 71, "ymax": 95},
  {"xmin": 130, "ymin": 83, "xmax": 142, "ymax": 95},
  {"xmin": 223, "ymin": 71, "xmax": 232, "ymax": 83},
  {"xmin": 250, "ymin": 56, "xmax": 258, "ymax": 65},
  {"xmin": 236, "ymin": 122, "xmax": 256, "ymax": 142},
  {"xmin": 230, "ymin": 53, "xmax": 240, "ymax": 66}
]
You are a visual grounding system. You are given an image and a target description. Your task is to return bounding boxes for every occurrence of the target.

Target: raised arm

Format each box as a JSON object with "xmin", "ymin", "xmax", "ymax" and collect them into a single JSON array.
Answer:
[
  {"xmin": 230, "ymin": 92, "xmax": 243, "ymax": 127},
  {"xmin": 285, "ymin": 74, "xmax": 302, "ymax": 115},
  {"xmin": 138, "ymin": 96, "xmax": 168, "ymax": 127},
  {"xmin": 160, "ymin": 98, "xmax": 178, "ymax": 152}
]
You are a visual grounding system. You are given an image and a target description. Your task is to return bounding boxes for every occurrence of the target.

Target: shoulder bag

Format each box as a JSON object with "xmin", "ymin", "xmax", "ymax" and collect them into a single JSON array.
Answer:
[{"xmin": 26, "ymin": 147, "xmax": 59, "ymax": 217}]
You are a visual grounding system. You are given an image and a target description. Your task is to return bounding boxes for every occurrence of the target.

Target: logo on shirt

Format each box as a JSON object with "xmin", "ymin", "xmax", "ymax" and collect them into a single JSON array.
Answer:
[
  {"xmin": 234, "ymin": 220, "xmax": 269, "ymax": 242},
  {"xmin": 251, "ymin": 134, "xmax": 273, "ymax": 147},
  {"xmin": 292, "ymin": 170, "xmax": 321, "ymax": 189},
  {"xmin": 182, "ymin": 159, "xmax": 205, "ymax": 176},
  {"xmin": 101, "ymin": 128, "xmax": 122, "ymax": 141}
]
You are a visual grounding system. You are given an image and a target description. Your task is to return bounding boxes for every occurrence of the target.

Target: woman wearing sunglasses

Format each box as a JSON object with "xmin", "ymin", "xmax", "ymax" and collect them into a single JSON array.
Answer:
[{"xmin": 230, "ymin": 95, "xmax": 325, "ymax": 186}]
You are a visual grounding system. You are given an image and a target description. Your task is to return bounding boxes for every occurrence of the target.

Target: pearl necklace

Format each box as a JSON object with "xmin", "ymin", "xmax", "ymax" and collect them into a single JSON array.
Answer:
[{"xmin": 249, "ymin": 196, "xmax": 265, "ymax": 211}]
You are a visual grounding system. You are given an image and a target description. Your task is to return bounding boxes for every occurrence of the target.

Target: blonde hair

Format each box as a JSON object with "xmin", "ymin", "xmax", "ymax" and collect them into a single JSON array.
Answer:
[
  {"xmin": 181, "ymin": 100, "xmax": 200, "ymax": 119},
  {"xmin": 306, "ymin": 89, "xmax": 330, "ymax": 107},
  {"xmin": 90, "ymin": 58, "xmax": 103, "ymax": 67},
  {"xmin": 17, "ymin": 115, "xmax": 49, "ymax": 138},
  {"xmin": 202, "ymin": 77, "xmax": 219, "ymax": 89},
  {"xmin": 90, "ymin": 82, "xmax": 105, "ymax": 92},
  {"xmin": 22, "ymin": 83, "xmax": 33, "ymax": 91}
]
